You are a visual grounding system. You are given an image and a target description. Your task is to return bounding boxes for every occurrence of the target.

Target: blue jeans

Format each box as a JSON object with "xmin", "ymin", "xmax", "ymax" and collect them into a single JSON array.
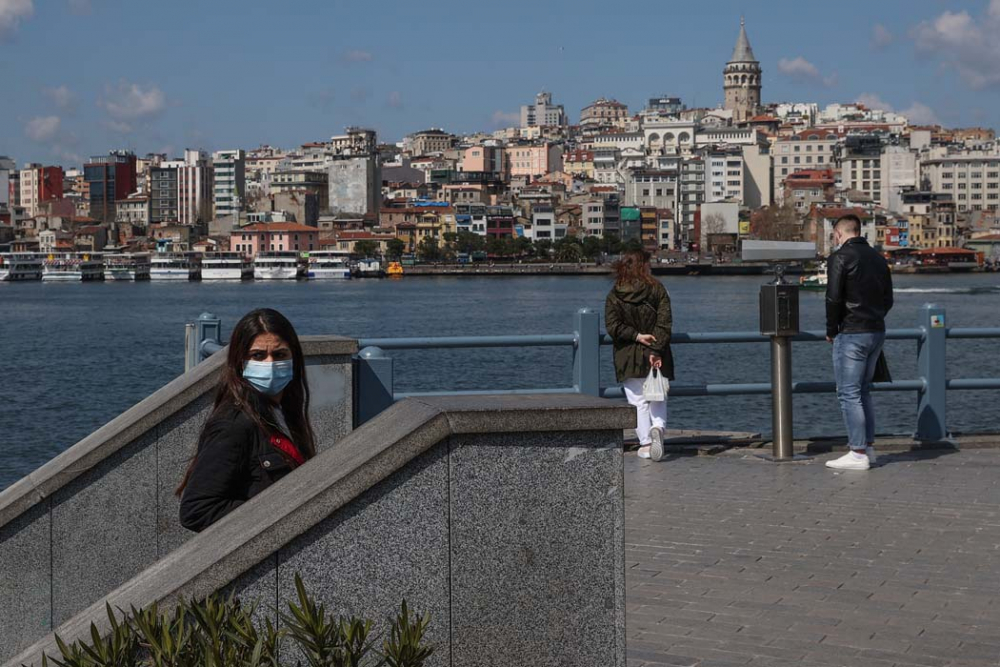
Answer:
[{"xmin": 833, "ymin": 332, "xmax": 886, "ymax": 450}]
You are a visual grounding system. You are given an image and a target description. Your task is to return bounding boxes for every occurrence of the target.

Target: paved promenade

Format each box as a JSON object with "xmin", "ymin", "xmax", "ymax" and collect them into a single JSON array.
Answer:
[{"xmin": 625, "ymin": 446, "xmax": 1000, "ymax": 667}]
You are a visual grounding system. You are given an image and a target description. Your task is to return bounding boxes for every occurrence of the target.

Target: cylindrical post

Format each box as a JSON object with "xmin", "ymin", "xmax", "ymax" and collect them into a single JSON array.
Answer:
[
  {"xmin": 573, "ymin": 308, "xmax": 601, "ymax": 396},
  {"xmin": 184, "ymin": 323, "xmax": 196, "ymax": 373},
  {"xmin": 196, "ymin": 312, "xmax": 223, "ymax": 363},
  {"xmin": 354, "ymin": 346, "xmax": 395, "ymax": 427},
  {"xmin": 770, "ymin": 336, "xmax": 794, "ymax": 459},
  {"xmin": 916, "ymin": 304, "xmax": 948, "ymax": 441}
]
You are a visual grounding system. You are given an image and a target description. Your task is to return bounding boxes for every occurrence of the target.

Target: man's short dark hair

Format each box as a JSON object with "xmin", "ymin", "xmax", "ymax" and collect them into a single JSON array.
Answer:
[{"xmin": 834, "ymin": 214, "xmax": 861, "ymax": 236}]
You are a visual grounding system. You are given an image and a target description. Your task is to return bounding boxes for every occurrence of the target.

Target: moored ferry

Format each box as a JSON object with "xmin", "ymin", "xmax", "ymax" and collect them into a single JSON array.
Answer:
[
  {"xmin": 0, "ymin": 253, "xmax": 43, "ymax": 281},
  {"xmin": 150, "ymin": 253, "xmax": 201, "ymax": 281},
  {"xmin": 352, "ymin": 258, "xmax": 386, "ymax": 278},
  {"xmin": 103, "ymin": 253, "xmax": 151, "ymax": 281},
  {"xmin": 42, "ymin": 253, "xmax": 104, "ymax": 282},
  {"xmin": 306, "ymin": 251, "xmax": 352, "ymax": 279},
  {"xmin": 202, "ymin": 252, "xmax": 253, "ymax": 280},
  {"xmin": 799, "ymin": 262, "xmax": 827, "ymax": 291},
  {"xmin": 254, "ymin": 252, "xmax": 303, "ymax": 280}
]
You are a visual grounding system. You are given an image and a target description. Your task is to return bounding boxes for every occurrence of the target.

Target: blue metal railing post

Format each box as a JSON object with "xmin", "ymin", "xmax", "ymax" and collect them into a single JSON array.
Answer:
[
  {"xmin": 196, "ymin": 312, "xmax": 223, "ymax": 363},
  {"xmin": 916, "ymin": 304, "xmax": 948, "ymax": 441},
  {"xmin": 573, "ymin": 308, "xmax": 601, "ymax": 396},
  {"xmin": 354, "ymin": 346, "xmax": 395, "ymax": 427}
]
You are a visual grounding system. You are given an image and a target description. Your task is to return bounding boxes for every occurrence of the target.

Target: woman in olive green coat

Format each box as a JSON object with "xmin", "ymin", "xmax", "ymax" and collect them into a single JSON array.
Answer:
[{"xmin": 605, "ymin": 249, "xmax": 674, "ymax": 461}]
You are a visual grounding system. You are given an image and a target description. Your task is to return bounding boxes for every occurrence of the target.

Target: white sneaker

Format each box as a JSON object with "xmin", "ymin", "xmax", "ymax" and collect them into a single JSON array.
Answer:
[
  {"xmin": 637, "ymin": 446, "xmax": 651, "ymax": 459},
  {"xmin": 866, "ymin": 445, "xmax": 876, "ymax": 465},
  {"xmin": 650, "ymin": 427, "xmax": 665, "ymax": 462},
  {"xmin": 825, "ymin": 451, "xmax": 870, "ymax": 471}
]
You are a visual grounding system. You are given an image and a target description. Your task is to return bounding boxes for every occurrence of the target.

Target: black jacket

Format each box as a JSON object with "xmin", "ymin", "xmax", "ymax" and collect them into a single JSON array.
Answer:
[
  {"xmin": 179, "ymin": 406, "xmax": 297, "ymax": 533},
  {"xmin": 825, "ymin": 236, "xmax": 894, "ymax": 339},
  {"xmin": 605, "ymin": 280, "xmax": 675, "ymax": 382}
]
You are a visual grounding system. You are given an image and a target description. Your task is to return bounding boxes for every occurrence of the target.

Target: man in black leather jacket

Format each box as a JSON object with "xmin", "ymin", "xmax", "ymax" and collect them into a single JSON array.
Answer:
[{"xmin": 824, "ymin": 214, "xmax": 893, "ymax": 471}]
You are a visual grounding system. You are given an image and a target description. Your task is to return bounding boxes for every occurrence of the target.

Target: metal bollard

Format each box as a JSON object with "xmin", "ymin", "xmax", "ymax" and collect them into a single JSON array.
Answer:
[
  {"xmin": 196, "ymin": 312, "xmax": 224, "ymax": 362},
  {"xmin": 573, "ymin": 308, "xmax": 601, "ymax": 396},
  {"xmin": 184, "ymin": 323, "xmax": 196, "ymax": 373},
  {"xmin": 354, "ymin": 346, "xmax": 395, "ymax": 427},
  {"xmin": 915, "ymin": 304, "xmax": 948, "ymax": 441},
  {"xmin": 770, "ymin": 336, "xmax": 795, "ymax": 459}
]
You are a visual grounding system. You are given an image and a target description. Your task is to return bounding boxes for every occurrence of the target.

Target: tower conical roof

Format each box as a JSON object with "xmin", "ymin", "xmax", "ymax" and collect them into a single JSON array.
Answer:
[{"xmin": 730, "ymin": 18, "xmax": 756, "ymax": 63}]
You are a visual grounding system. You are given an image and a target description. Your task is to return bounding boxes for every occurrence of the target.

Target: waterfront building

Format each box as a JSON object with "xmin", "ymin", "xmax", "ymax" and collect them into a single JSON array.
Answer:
[
  {"xmin": 920, "ymin": 147, "xmax": 1000, "ymax": 214},
  {"xmin": 18, "ymin": 164, "xmax": 63, "ymax": 218},
  {"xmin": 271, "ymin": 170, "xmax": 329, "ymax": 211},
  {"xmin": 520, "ymin": 91, "xmax": 567, "ymax": 128},
  {"xmin": 723, "ymin": 18, "xmax": 762, "ymax": 124},
  {"xmin": 783, "ymin": 169, "xmax": 836, "ymax": 214},
  {"xmin": 625, "ymin": 170, "xmax": 677, "ymax": 211},
  {"xmin": 706, "ymin": 147, "xmax": 744, "ymax": 203},
  {"xmin": 115, "ymin": 194, "xmax": 151, "ymax": 228},
  {"xmin": 839, "ymin": 135, "xmax": 885, "ymax": 206},
  {"xmin": 230, "ymin": 222, "xmax": 318, "ymax": 257},
  {"xmin": 0, "ymin": 155, "xmax": 14, "ymax": 206},
  {"xmin": 773, "ymin": 129, "xmax": 841, "ymax": 203},
  {"xmin": 212, "ymin": 149, "xmax": 246, "ymax": 220},
  {"xmin": 678, "ymin": 158, "xmax": 706, "ymax": 247},
  {"xmin": 84, "ymin": 151, "xmax": 137, "ymax": 223},
  {"xmin": 881, "ymin": 145, "xmax": 919, "ymax": 213},
  {"xmin": 328, "ymin": 155, "xmax": 381, "ymax": 215}
]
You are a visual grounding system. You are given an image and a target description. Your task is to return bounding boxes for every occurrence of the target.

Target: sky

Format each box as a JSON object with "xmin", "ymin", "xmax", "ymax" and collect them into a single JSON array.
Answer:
[{"xmin": 1, "ymin": 0, "xmax": 999, "ymax": 168}]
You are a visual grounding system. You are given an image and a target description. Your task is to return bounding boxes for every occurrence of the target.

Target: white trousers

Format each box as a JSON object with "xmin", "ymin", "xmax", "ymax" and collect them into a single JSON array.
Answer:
[{"xmin": 623, "ymin": 377, "xmax": 668, "ymax": 445}]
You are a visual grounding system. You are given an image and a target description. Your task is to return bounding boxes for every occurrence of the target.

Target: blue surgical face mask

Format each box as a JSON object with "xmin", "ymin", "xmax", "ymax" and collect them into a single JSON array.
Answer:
[{"xmin": 243, "ymin": 360, "xmax": 294, "ymax": 396}]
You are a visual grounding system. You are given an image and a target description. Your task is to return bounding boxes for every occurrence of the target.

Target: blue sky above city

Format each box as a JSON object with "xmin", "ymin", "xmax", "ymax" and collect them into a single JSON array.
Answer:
[{"xmin": 2, "ymin": 0, "xmax": 998, "ymax": 167}]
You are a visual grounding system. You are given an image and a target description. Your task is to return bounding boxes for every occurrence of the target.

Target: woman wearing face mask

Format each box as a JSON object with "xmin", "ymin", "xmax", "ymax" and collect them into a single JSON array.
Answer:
[{"xmin": 177, "ymin": 308, "xmax": 315, "ymax": 532}]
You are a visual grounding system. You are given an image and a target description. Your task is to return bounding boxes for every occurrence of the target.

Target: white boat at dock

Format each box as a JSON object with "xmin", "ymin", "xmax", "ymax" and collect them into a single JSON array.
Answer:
[
  {"xmin": 202, "ymin": 252, "xmax": 253, "ymax": 280},
  {"xmin": 103, "ymin": 253, "xmax": 151, "ymax": 281},
  {"xmin": 0, "ymin": 253, "xmax": 43, "ymax": 281},
  {"xmin": 150, "ymin": 253, "xmax": 201, "ymax": 281},
  {"xmin": 254, "ymin": 252, "xmax": 303, "ymax": 280},
  {"xmin": 306, "ymin": 251, "xmax": 352, "ymax": 279},
  {"xmin": 42, "ymin": 253, "xmax": 104, "ymax": 282}
]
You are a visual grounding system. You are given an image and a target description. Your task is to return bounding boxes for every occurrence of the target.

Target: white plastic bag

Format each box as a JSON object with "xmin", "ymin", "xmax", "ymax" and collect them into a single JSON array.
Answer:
[{"xmin": 642, "ymin": 367, "xmax": 669, "ymax": 402}]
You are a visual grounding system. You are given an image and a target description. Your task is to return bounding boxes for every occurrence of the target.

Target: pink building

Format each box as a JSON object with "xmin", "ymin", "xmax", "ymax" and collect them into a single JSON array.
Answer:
[
  {"xmin": 507, "ymin": 143, "xmax": 563, "ymax": 181},
  {"xmin": 231, "ymin": 222, "xmax": 318, "ymax": 257},
  {"xmin": 460, "ymin": 145, "xmax": 505, "ymax": 174}
]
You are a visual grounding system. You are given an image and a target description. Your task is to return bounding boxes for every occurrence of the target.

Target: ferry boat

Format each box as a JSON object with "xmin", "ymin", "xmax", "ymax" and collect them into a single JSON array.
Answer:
[
  {"xmin": 254, "ymin": 252, "xmax": 303, "ymax": 280},
  {"xmin": 103, "ymin": 253, "xmax": 151, "ymax": 281},
  {"xmin": 150, "ymin": 253, "xmax": 201, "ymax": 281},
  {"xmin": 352, "ymin": 258, "xmax": 386, "ymax": 278},
  {"xmin": 306, "ymin": 251, "xmax": 352, "ymax": 279},
  {"xmin": 0, "ymin": 253, "xmax": 43, "ymax": 281},
  {"xmin": 42, "ymin": 253, "xmax": 104, "ymax": 282},
  {"xmin": 800, "ymin": 263, "xmax": 827, "ymax": 291},
  {"xmin": 202, "ymin": 252, "xmax": 253, "ymax": 280}
]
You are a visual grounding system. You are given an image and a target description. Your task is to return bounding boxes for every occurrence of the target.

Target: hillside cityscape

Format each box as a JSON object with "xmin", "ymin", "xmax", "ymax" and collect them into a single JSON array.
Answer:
[{"xmin": 3, "ymin": 19, "xmax": 1000, "ymax": 271}]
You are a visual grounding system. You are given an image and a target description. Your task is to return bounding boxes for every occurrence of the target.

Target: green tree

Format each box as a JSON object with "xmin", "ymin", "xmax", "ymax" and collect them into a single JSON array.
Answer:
[
  {"xmin": 453, "ymin": 231, "xmax": 485, "ymax": 254},
  {"xmin": 555, "ymin": 238, "xmax": 583, "ymax": 263},
  {"xmin": 601, "ymin": 233, "xmax": 622, "ymax": 255},
  {"xmin": 417, "ymin": 236, "xmax": 442, "ymax": 262},
  {"xmin": 514, "ymin": 235, "xmax": 535, "ymax": 258},
  {"xmin": 623, "ymin": 238, "xmax": 643, "ymax": 252},
  {"xmin": 582, "ymin": 235, "xmax": 602, "ymax": 261},
  {"xmin": 534, "ymin": 238, "xmax": 553, "ymax": 259},
  {"xmin": 386, "ymin": 238, "xmax": 406, "ymax": 259},
  {"xmin": 354, "ymin": 240, "xmax": 378, "ymax": 258},
  {"xmin": 486, "ymin": 237, "xmax": 506, "ymax": 257}
]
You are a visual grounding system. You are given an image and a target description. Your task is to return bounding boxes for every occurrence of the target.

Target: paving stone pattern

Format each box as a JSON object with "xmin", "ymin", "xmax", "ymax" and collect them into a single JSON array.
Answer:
[{"xmin": 625, "ymin": 447, "xmax": 1000, "ymax": 667}]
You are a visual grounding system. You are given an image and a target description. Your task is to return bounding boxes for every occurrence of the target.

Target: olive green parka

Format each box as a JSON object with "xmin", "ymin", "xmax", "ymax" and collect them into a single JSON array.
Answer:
[{"xmin": 605, "ymin": 280, "xmax": 674, "ymax": 383}]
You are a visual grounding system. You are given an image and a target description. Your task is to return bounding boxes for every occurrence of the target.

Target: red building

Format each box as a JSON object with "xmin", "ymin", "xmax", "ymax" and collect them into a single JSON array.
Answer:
[{"xmin": 84, "ymin": 151, "xmax": 137, "ymax": 223}]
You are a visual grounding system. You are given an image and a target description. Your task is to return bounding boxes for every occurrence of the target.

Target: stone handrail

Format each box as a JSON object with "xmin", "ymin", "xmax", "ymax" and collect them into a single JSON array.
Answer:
[
  {"xmin": 6, "ymin": 394, "xmax": 634, "ymax": 667},
  {"xmin": 0, "ymin": 336, "xmax": 357, "ymax": 663}
]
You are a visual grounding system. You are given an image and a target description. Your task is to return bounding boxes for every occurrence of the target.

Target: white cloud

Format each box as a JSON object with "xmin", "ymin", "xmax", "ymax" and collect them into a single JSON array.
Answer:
[
  {"xmin": 871, "ymin": 23, "xmax": 893, "ymax": 49},
  {"xmin": 25, "ymin": 115, "xmax": 60, "ymax": 142},
  {"xmin": 0, "ymin": 0, "xmax": 33, "ymax": 39},
  {"xmin": 43, "ymin": 84, "xmax": 76, "ymax": 112},
  {"xmin": 343, "ymin": 50, "xmax": 373, "ymax": 63},
  {"xmin": 898, "ymin": 102, "xmax": 941, "ymax": 126},
  {"xmin": 491, "ymin": 110, "xmax": 520, "ymax": 127},
  {"xmin": 777, "ymin": 56, "xmax": 837, "ymax": 88},
  {"xmin": 99, "ymin": 81, "xmax": 167, "ymax": 132},
  {"xmin": 855, "ymin": 93, "xmax": 893, "ymax": 112},
  {"xmin": 911, "ymin": 3, "xmax": 1000, "ymax": 89},
  {"xmin": 855, "ymin": 94, "xmax": 941, "ymax": 126}
]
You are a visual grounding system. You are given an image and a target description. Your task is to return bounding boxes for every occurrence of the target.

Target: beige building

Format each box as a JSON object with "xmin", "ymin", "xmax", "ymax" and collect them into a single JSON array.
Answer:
[
  {"xmin": 507, "ymin": 143, "xmax": 563, "ymax": 180},
  {"xmin": 921, "ymin": 151, "xmax": 1000, "ymax": 213},
  {"xmin": 271, "ymin": 170, "xmax": 330, "ymax": 211},
  {"xmin": 407, "ymin": 129, "xmax": 456, "ymax": 156},
  {"xmin": 580, "ymin": 98, "xmax": 629, "ymax": 128},
  {"xmin": 773, "ymin": 129, "xmax": 840, "ymax": 203}
]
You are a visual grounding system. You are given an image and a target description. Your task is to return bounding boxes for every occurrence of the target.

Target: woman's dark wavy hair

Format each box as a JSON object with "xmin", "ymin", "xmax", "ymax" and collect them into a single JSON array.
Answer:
[
  {"xmin": 613, "ymin": 249, "xmax": 658, "ymax": 287},
  {"xmin": 175, "ymin": 308, "xmax": 315, "ymax": 496}
]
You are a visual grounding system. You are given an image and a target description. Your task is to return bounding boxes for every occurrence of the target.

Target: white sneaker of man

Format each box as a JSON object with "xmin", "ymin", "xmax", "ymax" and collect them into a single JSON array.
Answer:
[{"xmin": 825, "ymin": 450, "xmax": 870, "ymax": 471}]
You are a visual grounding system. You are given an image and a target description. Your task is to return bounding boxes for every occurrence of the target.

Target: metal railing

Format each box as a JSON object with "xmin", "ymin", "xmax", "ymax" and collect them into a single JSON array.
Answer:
[{"xmin": 187, "ymin": 305, "xmax": 1000, "ymax": 442}]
